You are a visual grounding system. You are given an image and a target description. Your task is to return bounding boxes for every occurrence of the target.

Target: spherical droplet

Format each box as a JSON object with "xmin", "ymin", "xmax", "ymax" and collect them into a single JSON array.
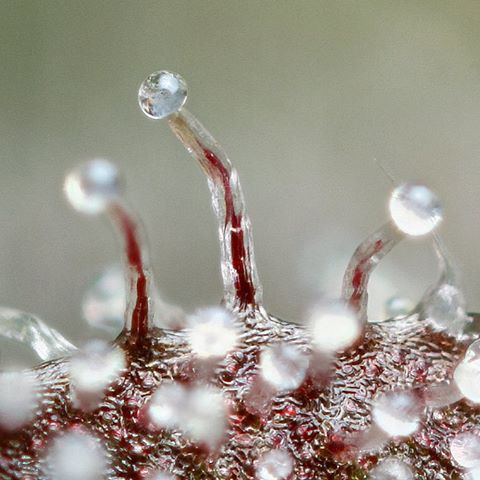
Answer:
[
  {"xmin": 83, "ymin": 265, "xmax": 126, "ymax": 333},
  {"xmin": 454, "ymin": 339, "xmax": 480, "ymax": 403},
  {"xmin": 308, "ymin": 301, "xmax": 361, "ymax": 353},
  {"xmin": 260, "ymin": 342, "xmax": 309, "ymax": 393},
  {"xmin": 186, "ymin": 306, "xmax": 238, "ymax": 359},
  {"xmin": 372, "ymin": 389, "xmax": 423, "ymax": 437},
  {"xmin": 385, "ymin": 296, "xmax": 414, "ymax": 319},
  {"xmin": 425, "ymin": 283, "xmax": 469, "ymax": 336},
  {"xmin": 368, "ymin": 457, "xmax": 414, "ymax": 480},
  {"xmin": 0, "ymin": 370, "xmax": 38, "ymax": 431},
  {"xmin": 70, "ymin": 339, "xmax": 126, "ymax": 411},
  {"xmin": 64, "ymin": 159, "xmax": 122, "ymax": 215},
  {"xmin": 389, "ymin": 183, "xmax": 442, "ymax": 236},
  {"xmin": 46, "ymin": 430, "xmax": 107, "ymax": 480},
  {"xmin": 149, "ymin": 383, "xmax": 227, "ymax": 450},
  {"xmin": 138, "ymin": 70, "xmax": 188, "ymax": 119},
  {"xmin": 256, "ymin": 449, "xmax": 294, "ymax": 480},
  {"xmin": 146, "ymin": 471, "xmax": 177, "ymax": 480},
  {"xmin": 450, "ymin": 431, "xmax": 480, "ymax": 469}
]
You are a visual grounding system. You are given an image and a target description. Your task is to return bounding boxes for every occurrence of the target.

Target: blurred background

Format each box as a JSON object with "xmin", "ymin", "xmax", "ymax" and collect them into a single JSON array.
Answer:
[{"xmin": 1, "ymin": 0, "xmax": 480, "ymax": 357}]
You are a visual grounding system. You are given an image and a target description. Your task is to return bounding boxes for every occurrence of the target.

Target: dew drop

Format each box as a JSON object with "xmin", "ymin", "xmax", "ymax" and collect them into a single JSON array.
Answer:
[
  {"xmin": 368, "ymin": 457, "xmax": 413, "ymax": 480},
  {"xmin": 83, "ymin": 265, "xmax": 126, "ymax": 333},
  {"xmin": 255, "ymin": 449, "xmax": 294, "ymax": 480},
  {"xmin": 372, "ymin": 389, "xmax": 423, "ymax": 437},
  {"xmin": 389, "ymin": 183, "xmax": 442, "ymax": 236},
  {"xmin": 454, "ymin": 339, "xmax": 480, "ymax": 403},
  {"xmin": 259, "ymin": 342, "xmax": 309, "ymax": 393},
  {"xmin": 424, "ymin": 283, "xmax": 469, "ymax": 335},
  {"xmin": 450, "ymin": 431, "xmax": 480, "ymax": 469},
  {"xmin": 308, "ymin": 301, "xmax": 361, "ymax": 353},
  {"xmin": 149, "ymin": 383, "xmax": 227, "ymax": 449},
  {"xmin": 69, "ymin": 339, "xmax": 126, "ymax": 411},
  {"xmin": 384, "ymin": 296, "xmax": 414, "ymax": 319},
  {"xmin": 0, "ymin": 370, "xmax": 38, "ymax": 431},
  {"xmin": 148, "ymin": 382, "xmax": 187, "ymax": 430},
  {"xmin": 146, "ymin": 471, "xmax": 177, "ymax": 480},
  {"xmin": 187, "ymin": 306, "xmax": 238, "ymax": 359},
  {"xmin": 138, "ymin": 71, "xmax": 188, "ymax": 119},
  {"xmin": 64, "ymin": 159, "xmax": 122, "ymax": 215},
  {"xmin": 46, "ymin": 430, "xmax": 107, "ymax": 480}
]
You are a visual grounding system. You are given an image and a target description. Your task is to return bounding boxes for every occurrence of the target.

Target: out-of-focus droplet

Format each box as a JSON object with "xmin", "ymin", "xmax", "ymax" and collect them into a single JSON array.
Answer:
[
  {"xmin": 256, "ymin": 449, "xmax": 293, "ymax": 480},
  {"xmin": 0, "ymin": 370, "xmax": 37, "ymax": 431},
  {"xmin": 450, "ymin": 431, "xmax": 480, "ymax": 469},
  {"xmin": 454, "ymin": 339, "xmax": 480, "ymax": 403},
  {"xmin": 138, "ymin": 71, "xmax": 188, "ymax": 120},
  {"xmin": 148, "ymin": 382, "xmax": 186, "ymax": 430},
  {"xmin": 368, "ymin": 457, "xmax": 413, "ymax": 480},
  {"xmin": 146, "ymin": 471, "xmax": 177, "ymax": 480},
  {"xmin": 372, "ymin": 389, "xmax": 423, "ymax": 437},
  {"xmin": 389, "ymin": 183, "xmax": 442, "ymax": 236},
  {"xmin": 46, "ymin": 430, "xmax": 107, "ymax": 480},
  {"xmin": 187, "ymin": 306, "xmax": 238, "ymax": 359},
  {"xmin": 308, "ymin": 301, "xmax": 361, "ymax": 353},
  {"xmin": 466, "ymin": 468, "xmax": 480, "ymax": 480},
  {"xmin": 259, "ymin": 342, "xmax": 309, "ymax": 393},
  {"xmin": 149, "ymin": 383, "xmax": 227, "ymax": 449},
  {"xmin": 384, "ymin": 296, "xmax": 414, "ymax": 319},
  {"xmin": 83, "ymin": 265, "xmax": 126, "ymax": 333},
  {"xmin": 425, "ymin": 283, "xmax": 469, "ymax": 335},
  {"xmin": 64, "ymin": 159, "xmax": 122, "ymax": 215},
  {"xmin": 423, "ymin": 380, "xmax": 463, "ymax": 408},
  {"xmin": 70, "ymin": 339, "xmax": 125, "ymax": 411}
]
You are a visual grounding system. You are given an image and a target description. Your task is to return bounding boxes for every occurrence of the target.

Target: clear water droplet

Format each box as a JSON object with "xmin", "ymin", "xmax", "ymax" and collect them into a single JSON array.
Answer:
[
  {"xmin": 454, "ymin": 339, "xmax": 480, "ymax": 403},
  {"xmin": 149, "ymin": 383, "xmax": 227, "ymax": 449},
  {"xmin": 187, "ymin": 306, "xmax": 238, "ymax": 359},
  {"xmin": 256, "ymin": 449, "xmax": 293, "ymax": 480},
  {"xmin": 146, "ymin": 472, "xmax": 177, "ymax": 480},
  {"xmin": 83, "ymin": 265, "xmax": 126, "ymax": 333},
  {"xmin": 368, "ymin": 457, "xmax": 413, "ymax": 480},
  {"xmin": 425, "ymin": 283, "xmax": 469, "ymax": 335},
  {"xmin": 308, "ymin": 301, "xmax": 361, "ymax": 353},
  {"xmin": 389, "ymin": 183, "xmax": 442, "ymax": 236},
  {"xmin": 70, "ymin": 340, "xmax": 125, "ymax": 411},
  {"xmin": 64, "ymin": 159, "xmax": 122, "ymax": 215},
  {"xmin": 0, "ymin": 370, "xmax": 38, "ymax": 431},
  {"xmin": 384, "ymin": 296, "xmax": 414, "ymax": 318},
  {"xmin": 138, "ymin": 71, "xmax": 188, "ymax": 119},
  {"xmin": 47, "ymin": 431, "xmax": 107, "ymax": 480},
  {"xmin": 372, "ymin": 389, "xmax": 423, "ymax": 437},
  {"xmin": 450, "ymin": 431, "xmax": 480, "ymax": 469},
  {"xmin": 259, "ymin": 342, "xmax": 309, "ymax": 393}
]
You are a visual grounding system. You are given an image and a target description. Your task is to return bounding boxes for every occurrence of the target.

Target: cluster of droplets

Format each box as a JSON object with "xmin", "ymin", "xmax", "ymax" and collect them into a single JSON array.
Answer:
[{"xmin": 0, "ymin": 69, "xmax": 479, "ymax": 480}]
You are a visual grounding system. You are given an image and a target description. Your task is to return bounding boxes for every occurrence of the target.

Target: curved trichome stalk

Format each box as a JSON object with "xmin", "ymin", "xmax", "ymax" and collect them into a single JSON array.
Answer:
[{"xmin": 168, "ymin": 110, "xmax": 262, "ymax": 311}]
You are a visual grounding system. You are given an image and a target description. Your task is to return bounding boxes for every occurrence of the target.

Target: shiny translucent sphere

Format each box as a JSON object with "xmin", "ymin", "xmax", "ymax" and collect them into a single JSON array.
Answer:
[
  {"xmin": 138, "ymin": 70, "xmax": 188, "ymax": 119},
  {"xmin": 389, "ymin": 183, "xmax": 442, "ymax": 236},
  {"xmin": 450, "ymin": 431, "xmax": 480, "ymax": 469},
  {"xmin": 260, "ymin": 343, "xmax": 309, "ymax": 392},
  {"xmin": 372, "ymin": 389, "xmax": 423, "ymax": 437},
  {"xmin": 186, "ymin": 307, "xmax": 238, "ymax": 359},
  {"xmin": 368, "ymin": 457, "xmax": 413, "ymax": 480},
  {"xmin": 308, "ymin": 301, "xmax": 361, "ymax": 353},
  {"xmin": 256, "ymin": 449, "xmax": 293, "ymax": 480},
  {"xmin": 454, "ymin": 339, "xmax": 480, "ymax": 403},
  {"xmin": 64, "ymin": 159, "xmax": 122, "ymax": 215}
]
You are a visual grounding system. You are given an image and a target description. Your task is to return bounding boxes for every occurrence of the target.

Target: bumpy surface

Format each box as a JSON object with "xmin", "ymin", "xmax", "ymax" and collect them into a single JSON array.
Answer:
[{"xmin": 0, "ymin": 308, "xmax": 475, "ymax": 479}]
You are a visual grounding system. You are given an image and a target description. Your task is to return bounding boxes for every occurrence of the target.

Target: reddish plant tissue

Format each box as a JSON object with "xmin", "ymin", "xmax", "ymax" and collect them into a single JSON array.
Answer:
[{"xmin": 0, "ymin": 71, "xmax": 479, "ymax": 480}]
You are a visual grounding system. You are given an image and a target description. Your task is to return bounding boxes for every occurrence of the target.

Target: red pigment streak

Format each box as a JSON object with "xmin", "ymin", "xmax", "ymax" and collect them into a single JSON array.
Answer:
[
  {"xmin": 111, "ymin": 205, "xmax": 149, "ymax": 340},
  {"xmin": 349, "ymin": 239, "xmax": 384, "ymax": 311},
  {"xmin": 202, "ymin": 147, "xmax": 256, "ymax": 307}
]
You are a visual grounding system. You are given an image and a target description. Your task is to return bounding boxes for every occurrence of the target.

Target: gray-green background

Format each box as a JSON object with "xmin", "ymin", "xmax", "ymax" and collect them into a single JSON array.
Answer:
[{"xmin": 1, "ymin": 1, "xmax": 480, "ymax": 354}]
